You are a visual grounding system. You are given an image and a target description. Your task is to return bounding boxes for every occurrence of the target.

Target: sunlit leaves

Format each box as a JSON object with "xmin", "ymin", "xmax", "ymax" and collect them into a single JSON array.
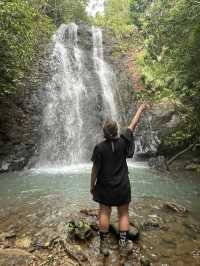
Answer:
[{"xmin": 95, "ymin": 0, "xmax": 133, "ymax": 40}]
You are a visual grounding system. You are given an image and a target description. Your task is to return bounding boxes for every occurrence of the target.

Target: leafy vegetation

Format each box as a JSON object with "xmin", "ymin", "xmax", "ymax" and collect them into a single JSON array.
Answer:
[
  {"xmin": 29, "ymin": 0, "xmax": 88, "ymax": 26},
  {"xmin": 97, "ymin": 0, "xmax": 200, "ymax": 146},
  {"xmin": 131, "ymin": 0, "xmax": 200, "ymax": 145},
  {"xmin": 94, "ymin": 0, "xmax": 136, "ymax": 52},
  {"xmin": 0, "ymin": 0, "xmax": 87, "ymax": 93}
]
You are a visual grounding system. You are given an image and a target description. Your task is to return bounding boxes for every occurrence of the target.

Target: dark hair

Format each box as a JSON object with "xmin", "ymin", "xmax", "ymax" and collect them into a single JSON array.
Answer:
[{"xmin": 103, "ymin": 119, "xmax": 118, "ymax": 140}]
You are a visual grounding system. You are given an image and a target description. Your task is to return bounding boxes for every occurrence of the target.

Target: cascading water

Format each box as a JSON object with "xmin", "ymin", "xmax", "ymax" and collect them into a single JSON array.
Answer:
[
  {"xmin": 38, "ymin": 2, "xmax": 119, "ymax": 167},
  {"xmin": 38, "ymin": 23, "xmax": 86, "ymax": 166},
  {"xmin": 92, "ymin": 26, "xmax": 118, "ymax": 120}
]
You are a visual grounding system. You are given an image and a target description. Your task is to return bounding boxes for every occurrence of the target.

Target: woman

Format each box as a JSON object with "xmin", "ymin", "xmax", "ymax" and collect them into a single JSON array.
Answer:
[{"xmin": 90, "ymin": 103, "xmax": 147, "ymax": 256}]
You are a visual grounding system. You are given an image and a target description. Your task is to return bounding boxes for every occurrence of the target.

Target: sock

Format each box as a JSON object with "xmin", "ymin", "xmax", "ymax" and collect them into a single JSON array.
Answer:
[
  {"xmin": 119, "ymin": 231, "xmax": 129, "ymax": 245},
  {"xmin": 99, "ymin": 231, "xmax": 109, "ymax": 241}
]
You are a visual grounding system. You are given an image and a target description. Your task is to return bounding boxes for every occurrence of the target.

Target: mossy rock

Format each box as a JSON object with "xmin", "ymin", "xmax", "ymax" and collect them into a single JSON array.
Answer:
[{"xmin": 66, "ymin": 219, "xmax": 93, "ymax": 240}]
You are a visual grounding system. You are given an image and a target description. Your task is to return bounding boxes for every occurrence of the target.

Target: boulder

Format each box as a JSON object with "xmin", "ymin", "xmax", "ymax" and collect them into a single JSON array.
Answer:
[
  {"xmin": 148, "ymin": 156, "xmax": 169, "ymax": 172},
  {"xmin": 142, "ymin": 215, "xmax": 164, "ymax": 231},
  {"xmin": 65, "ymin": 219, "xmax": 93, "ymax": 240},
  {"xmin": 110, "ymin": 221, "xmax": 139, "ymax": 240},
  {"xmin": 148, "ymin": 99, "xmax": 181, "ymax": 138}
]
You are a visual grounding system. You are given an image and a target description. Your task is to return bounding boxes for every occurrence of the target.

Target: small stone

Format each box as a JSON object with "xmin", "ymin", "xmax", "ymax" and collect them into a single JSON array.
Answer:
[
  {"xmin": 15, "ymin": 237, "xmax": 32, "ymax": 249},
  {"xmin": 140, "ymin": 255, "xmax": 151, "ymax": 266},
  {"xmin": 5, "ymin": 231, "xmax": 17, "ymax": 239},
  {"xmin": 1, "ymin": 162, "xmax": 10, "ymax": 171}
]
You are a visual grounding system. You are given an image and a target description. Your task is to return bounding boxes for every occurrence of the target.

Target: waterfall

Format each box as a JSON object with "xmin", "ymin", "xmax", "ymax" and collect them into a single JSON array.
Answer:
[
  {"xmin": 37, "ymin": 20, "xmax": 119, "ymax": 167},
  {"xmin": 38, "ymin": 24, "xmax": 86, "ymax": 166},
  {"xmin": 37, "ymin": 0, "xmax": 158, "ymax": 167},
  {"xmin": 92, "ymin": 26, "xmax": 118, "ymax": 120}
]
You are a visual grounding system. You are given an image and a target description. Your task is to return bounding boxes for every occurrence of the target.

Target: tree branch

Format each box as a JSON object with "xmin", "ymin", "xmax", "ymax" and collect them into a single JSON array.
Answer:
[{"xmin": 167, "ymin": 144, "xmax": 195, "ymax": 166}]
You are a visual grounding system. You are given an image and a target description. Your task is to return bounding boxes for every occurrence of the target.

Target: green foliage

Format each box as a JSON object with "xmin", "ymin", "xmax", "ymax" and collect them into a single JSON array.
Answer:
[
  {"xmin": 94, "ymin": 0, "xmax": 133, "ymax": 49},
  {"xmin": 29, "ymin": 0, "xmax": 88, "ymax": 26},
  {"xmin": 0, "ymin": 0, "xmax": 88, "ymax": 94},
  {"xmin": 131, "ymin": 0, "xmax": 200, "ymax": 145},
  {"xmin": 0, "ymin": 0, "xmax": 54, "ymax": 93}
]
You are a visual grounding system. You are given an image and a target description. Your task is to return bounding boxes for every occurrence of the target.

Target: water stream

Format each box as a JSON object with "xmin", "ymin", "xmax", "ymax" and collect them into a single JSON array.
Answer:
[{"xmin": 92, "ymin": 26, "xmax": 118, "ymax": 120}]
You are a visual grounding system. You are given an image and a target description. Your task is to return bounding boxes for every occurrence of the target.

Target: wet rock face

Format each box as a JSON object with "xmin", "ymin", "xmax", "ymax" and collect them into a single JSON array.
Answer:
[
  {"xmin": 0, "ymin": 86, "xmax": 44, "ymax": 172},
  {"xmin": 148, "ymin": 156, "xmax": 169, "ymax": 172},
  {"xmin": 136, "ymin": 99, "xmax": 182, "ymax": 157},
  {"xmin": 149, "ymin": 99, "xmax": 181, "ymax": 139},
  {"xmin": 77, "ymin": 24, "xmax": 93, "ymax": 51},
  {"xmin": 103, "ymin": 30, "xmax": 136, "ymax": 126}
]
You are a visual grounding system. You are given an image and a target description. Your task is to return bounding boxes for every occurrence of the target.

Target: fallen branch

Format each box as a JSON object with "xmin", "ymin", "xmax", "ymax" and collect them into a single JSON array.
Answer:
[{"xmin": 167, "ymin": 143, "xmax": 195, "ymax": 166}]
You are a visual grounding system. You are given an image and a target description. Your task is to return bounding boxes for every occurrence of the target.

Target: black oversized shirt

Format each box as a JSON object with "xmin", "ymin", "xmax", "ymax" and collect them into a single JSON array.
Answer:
[{"xmin": 91, "ymin": 128, "xmax": 134, "ymax": 187}]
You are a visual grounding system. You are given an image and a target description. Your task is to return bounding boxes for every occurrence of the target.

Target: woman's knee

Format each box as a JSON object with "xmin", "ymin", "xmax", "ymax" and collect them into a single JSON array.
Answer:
[
  {"xmin": 99, "ymin": 204, "xmax": 112, "ymax": 216},
  {"xmin": 117, "ymin": 203, "xmax": 129, "ymax": 218}
]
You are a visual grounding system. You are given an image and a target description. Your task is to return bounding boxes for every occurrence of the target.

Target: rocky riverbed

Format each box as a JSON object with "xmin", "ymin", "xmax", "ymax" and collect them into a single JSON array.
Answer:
[{"xmin": 0, "ymin": 197, "xmax": 200, "ymax": 266}]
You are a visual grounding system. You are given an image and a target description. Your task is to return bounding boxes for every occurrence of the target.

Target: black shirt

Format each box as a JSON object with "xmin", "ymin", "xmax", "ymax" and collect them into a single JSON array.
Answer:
[{"xmin": 91, "ymin": 128, "xmax": 134, "ymax": 206}]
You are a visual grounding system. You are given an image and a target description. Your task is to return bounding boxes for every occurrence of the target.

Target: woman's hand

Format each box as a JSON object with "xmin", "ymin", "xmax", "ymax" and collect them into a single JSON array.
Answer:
[
  {"xmin": 128, "ymin": 101, "xmax": 152, "ymax": 131},
  {"xmin": 138, "ymin": 102, "xmax": 151, "ymax": 112}
]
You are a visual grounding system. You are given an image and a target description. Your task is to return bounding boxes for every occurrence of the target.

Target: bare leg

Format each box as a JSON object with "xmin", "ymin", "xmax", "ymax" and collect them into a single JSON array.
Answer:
[
  {"xmin": 99, "ymin": 204, "xmax": 111, "ymax": 256},
  {"xmin": 117, "ymin": 203, "xmax": 133, "ymax": 255},
  {"xmin": 117, "ymin": 203, "xmax": 129, "ymax": 231},
  {"xmin": 99, "ymin": 204, "xmax": 112, "ymax": 232}
]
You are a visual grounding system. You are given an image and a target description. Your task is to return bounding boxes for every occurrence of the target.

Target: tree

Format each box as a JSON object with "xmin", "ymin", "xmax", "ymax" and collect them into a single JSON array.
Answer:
[
  {"xmin": 130, "ymin": 0, "xmax": 200, "ymax": 144},
  {"xmin": 0, "ymin": 0, "xmax": 54, "ymax": 92}
]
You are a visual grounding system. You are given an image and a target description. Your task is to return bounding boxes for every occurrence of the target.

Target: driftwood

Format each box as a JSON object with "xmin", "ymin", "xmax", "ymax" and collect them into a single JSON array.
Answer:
[
  {"xmin": 167, "ymin": 143, "xmax": 195, "ymax": 166},
  {"xmin": 163, "ymin": 202, "xmax": 187, "ymax": 214}
]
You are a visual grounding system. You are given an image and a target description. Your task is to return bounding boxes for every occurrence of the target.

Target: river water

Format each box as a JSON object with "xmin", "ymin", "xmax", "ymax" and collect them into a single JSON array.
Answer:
[
  {"xmin": 0, "ymin": 163, "xmax": 199, "ymax": 221},
  {"xmin": 0, "ymin": 165, "xmax": 200, "ymax": 265}
]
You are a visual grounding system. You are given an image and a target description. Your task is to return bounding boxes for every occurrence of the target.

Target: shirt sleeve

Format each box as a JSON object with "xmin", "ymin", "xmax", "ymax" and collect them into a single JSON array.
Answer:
[
  {"xmin": 91, "ymin": 145, "xmax": 102, "ymax": 172},
  {"xmin": 120, "ymin": 128, "xmax": 135, "ymax": 158}
]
